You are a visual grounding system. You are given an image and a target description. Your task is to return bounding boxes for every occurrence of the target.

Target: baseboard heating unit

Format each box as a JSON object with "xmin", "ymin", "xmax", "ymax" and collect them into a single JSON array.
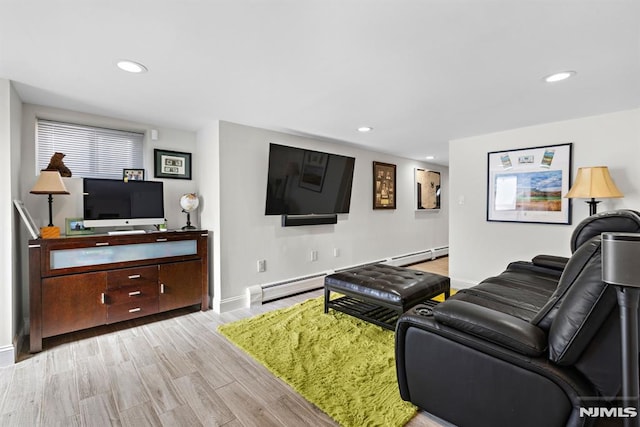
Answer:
[
  {"xmin": 248, "ymin": 273, "xmax": 327, "ymax": 306},
  {"xmin": 248, "ymin": 246, "xmax": 448, "ymax": 306},
  {"xmin": 385, "ymin": 246, "xmax": 449, "ymax": 267}
]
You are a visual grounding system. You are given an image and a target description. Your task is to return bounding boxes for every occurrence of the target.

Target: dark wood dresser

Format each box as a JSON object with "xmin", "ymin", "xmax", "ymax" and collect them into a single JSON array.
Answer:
[{"xmin": 28, "ymin": 230, "xmax": 209, "ymax": 352}]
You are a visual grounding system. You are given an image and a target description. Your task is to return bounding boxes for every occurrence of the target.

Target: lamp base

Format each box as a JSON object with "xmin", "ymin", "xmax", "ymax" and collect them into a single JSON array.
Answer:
[
  {"xmin": 40, "ymin": 226, "xmax": 60, "ymax": 239},
  {"xmin": 586, "ymin": 198, "xmax": 601, "ymax": 216}
]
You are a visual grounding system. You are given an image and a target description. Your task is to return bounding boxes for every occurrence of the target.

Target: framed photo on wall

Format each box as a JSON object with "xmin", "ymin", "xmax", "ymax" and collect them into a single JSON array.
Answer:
[
  {"xmin": 154, "ymin": 149, "xmax": 192, "ymax": 180},
  {"xmin": 415, "ymin": 168, "xmax": 441, "ymax": 210},
  {"xmin": 487, "ymin": 143, "xmax": 573, "ymax": 224},
  {"xmin": 373, "ymin": 161, "xmax": 396, "ymax": 209}
]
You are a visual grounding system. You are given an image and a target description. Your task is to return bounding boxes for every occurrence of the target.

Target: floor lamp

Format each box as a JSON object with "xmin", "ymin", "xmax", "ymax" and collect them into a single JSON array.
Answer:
[
  {"xmin": 602, "ymin": 232, "xmax": 640, "ymax": 427},
  {"xmin": 565, "ymin": 166, "xmax": 623, "ymax": 216}
]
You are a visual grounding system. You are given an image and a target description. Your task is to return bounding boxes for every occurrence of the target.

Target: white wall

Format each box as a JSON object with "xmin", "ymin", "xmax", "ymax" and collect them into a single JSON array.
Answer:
[
  {"xmin": 10, "ymin": 82, "xmax": 23, "ymax": 362},
  {"xmin": 449, "ymin": 109, "xmax": 640, "ymax": 289},
  {"xmin": 0, "ymin": 79, "xmax": 16, "ymax": 366},
  {"xmin": 195, "ymin": 120, "xmax": 220, "ymax": 310},
  {"xmin": 206, "ymin": 121, "xmax": 448, "ymax": 311}
]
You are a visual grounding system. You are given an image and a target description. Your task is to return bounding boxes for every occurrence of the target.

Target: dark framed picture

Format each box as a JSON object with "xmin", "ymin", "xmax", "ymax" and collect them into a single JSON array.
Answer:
[
  {"xmin": 123, "ymin": 168, "xmax": 145, "ymax": 181},
  {"xmin": 487, "ymin": 143, "xmax": 572, "ymax": 224},
  {"xmin": 373, "ymin": 161, "xmax": 396, "ymax": 209},
  {"xmin": 65, "ymin": 217, "xmax": 93, "ymax": 236},
  {"xmin": 154, "ymin": 149, "xmax": 192, "ymax": 180}
]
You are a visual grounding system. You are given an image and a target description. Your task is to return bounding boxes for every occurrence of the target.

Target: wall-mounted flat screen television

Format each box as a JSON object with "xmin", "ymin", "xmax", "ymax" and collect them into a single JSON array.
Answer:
[
  {"xmin": 265, "ymin": 143, "xmax": 356, "ymax": 215},
  {"xmin": 83, "ymin": 178, "xmax": 165, "ymax": 227}
]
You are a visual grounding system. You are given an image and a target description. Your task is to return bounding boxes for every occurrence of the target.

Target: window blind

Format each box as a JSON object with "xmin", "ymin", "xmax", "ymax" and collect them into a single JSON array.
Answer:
[{"xmin": 36, "ymin": 119, "xmax": 144, "ymax": 179}]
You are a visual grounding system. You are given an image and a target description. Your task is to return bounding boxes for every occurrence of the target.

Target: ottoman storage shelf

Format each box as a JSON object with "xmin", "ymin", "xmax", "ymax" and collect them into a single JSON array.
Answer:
[{"xmin": 324, "ymin": 263, "xmax": 450, "ymax": 330}]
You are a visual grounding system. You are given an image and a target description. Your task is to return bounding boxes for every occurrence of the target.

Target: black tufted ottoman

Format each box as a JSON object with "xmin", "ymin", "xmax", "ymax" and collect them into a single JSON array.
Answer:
[{"xmin": 324, "ymin": 263, "xmax": 450, "ymax": 330}]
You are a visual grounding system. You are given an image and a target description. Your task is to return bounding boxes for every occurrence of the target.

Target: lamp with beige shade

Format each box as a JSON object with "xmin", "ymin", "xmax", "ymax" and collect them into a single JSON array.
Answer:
[
  {"xmin": 564, "ymin": 166, "xmax": 623, "ymax": 216},
  {"xmin": 30, "ymin": 169, "xmax": 70, "ymax": 238}
]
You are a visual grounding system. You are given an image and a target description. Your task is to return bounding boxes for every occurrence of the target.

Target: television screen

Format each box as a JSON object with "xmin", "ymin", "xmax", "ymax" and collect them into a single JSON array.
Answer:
[
  {"xmin": 83, "ymin": 178, "xmax": 164, "ymax": 227},
  {"xmin": 265, "ymin": 143, "xmax": 356, "ymax": 215}
]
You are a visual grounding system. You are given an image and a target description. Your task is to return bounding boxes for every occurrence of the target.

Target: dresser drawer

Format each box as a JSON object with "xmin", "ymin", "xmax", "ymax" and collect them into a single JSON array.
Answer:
[
  {"xmin": 108, "ymin": 282, "xmax": 159, "ymax": 305},
  {"xmin": 107, "ymin": 297, "xmax": 159, "ymax": 323},
  {"xmin": 107, "ymin": 265, "xmax": 158, "ymax": 290}
]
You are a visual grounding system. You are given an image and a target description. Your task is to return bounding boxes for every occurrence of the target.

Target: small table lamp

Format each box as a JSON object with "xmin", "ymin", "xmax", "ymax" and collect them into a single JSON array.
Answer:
[
  {"xmin": 565, "ymin": 166, "xmax": 623, "ymax": 216},
  {"xmin": 602, "ymin": 232, "xmax": 640, "ymax": 427},
  {"xmin": 30, "ymin": 169, "xmax": 70, "ymax": 238}
]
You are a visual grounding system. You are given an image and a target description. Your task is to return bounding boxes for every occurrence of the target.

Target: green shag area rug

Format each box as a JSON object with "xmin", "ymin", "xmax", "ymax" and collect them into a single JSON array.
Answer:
[{"xmin": 218, "ymin": 297, "xmax": 417, "ymax": 427}]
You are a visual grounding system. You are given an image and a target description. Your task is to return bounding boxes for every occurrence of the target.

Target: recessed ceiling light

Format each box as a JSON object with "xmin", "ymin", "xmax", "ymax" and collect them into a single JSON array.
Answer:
[
  {"xmin": 117, "ymin": 60, "xmax": 148, "ymax": 73},
  {"xmin": 425, "ymin": 155, "xmax": 435, "ymax": 160},
  {"xmin": 357, "ymin": 126, "xmax": 373, "ymax": 132},
  {"xmin": 544, "ymin": 71, "xmax": 576, "ymax": 83}
]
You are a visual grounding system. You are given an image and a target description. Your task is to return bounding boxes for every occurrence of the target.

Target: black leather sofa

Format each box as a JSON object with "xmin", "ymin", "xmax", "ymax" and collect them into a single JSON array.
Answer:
[{"xmin": 395, "ymin": 210, "xmax": 640, "ymax": 427}]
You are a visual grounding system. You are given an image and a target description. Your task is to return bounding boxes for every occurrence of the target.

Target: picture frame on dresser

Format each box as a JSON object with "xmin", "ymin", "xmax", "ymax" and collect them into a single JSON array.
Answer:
[
  {"xmin": 65, "ymin": 217, "xmax": 93, "ymax": 236},
  {"xmin": 123, "ymin": 168, "xmax": 145, "ymax": 181}
]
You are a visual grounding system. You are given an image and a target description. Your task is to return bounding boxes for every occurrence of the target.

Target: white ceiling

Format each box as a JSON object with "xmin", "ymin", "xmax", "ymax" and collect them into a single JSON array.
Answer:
[{"xmin": 1, "ymin": 0, "xmax": 639, "ymax": 165}]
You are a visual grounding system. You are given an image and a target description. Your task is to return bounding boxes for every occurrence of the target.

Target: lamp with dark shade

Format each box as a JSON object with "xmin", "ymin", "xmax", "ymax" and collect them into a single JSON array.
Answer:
[
  {"xmin": 30, "ymin": 169, "xmax": 69, "ymax": 238},
  {"xmin": 564, "ymin": 166, "xmax": 623, "ymax": 216}
]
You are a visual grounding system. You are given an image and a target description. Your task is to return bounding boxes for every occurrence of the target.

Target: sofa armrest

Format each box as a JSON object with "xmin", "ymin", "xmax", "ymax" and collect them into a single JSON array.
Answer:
[
  {"xmin": 531, "ymin": 254, "xmax": 569, "ymax": 271},
  {"xmin": 433, "ymin": 300, "xmax": 547, "ymax": 356}
]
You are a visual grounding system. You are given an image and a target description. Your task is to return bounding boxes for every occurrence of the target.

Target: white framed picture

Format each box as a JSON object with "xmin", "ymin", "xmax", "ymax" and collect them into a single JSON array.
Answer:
[
  {"xmin": 487, "ymin": 143, "xmax": 573, "ymax": 224},
  {"xmin": 13, "ymin": 200, "xmax": 40, "ymax": 239}
]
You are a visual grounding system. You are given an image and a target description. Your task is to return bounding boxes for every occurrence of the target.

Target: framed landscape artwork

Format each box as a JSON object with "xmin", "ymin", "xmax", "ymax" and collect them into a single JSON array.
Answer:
[
  {"xmin": 487, "ymin": 143, "xmax": 572, "ymax": 224},
  {"xmin": 373, "ymin": 161, "xmax": 396, "ymax": 209}
]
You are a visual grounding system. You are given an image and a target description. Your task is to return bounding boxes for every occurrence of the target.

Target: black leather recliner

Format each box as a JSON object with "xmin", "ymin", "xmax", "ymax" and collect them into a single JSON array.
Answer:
[{"xmin": 395, "ymin": 210, "xmax": 640, "ymax": 427}]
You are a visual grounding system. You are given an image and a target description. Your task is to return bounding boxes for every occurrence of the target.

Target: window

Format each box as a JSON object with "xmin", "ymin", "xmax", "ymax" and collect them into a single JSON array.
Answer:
[{"xmin": 36, "ymin": 119, "xmax": 144, "ymax": 179}]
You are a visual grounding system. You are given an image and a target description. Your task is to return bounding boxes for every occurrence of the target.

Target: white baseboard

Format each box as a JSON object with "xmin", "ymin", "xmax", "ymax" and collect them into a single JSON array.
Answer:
[
  {"xmin": 0, "ymin": 344, "xmax": 15, "ymax": 368},
  {"xmin": 251, "ymin": 274, "xmax": 326, "ymax": 306},
  {"xmin": 450, "ymin": 277, "xmax": 476, "ymax": 290},
  {"xmin": 213, "ymin": 294, "xmax": 247, "ymax": 313},
  {"xmin": 384, "ymin": 246, "xmax": 449, "ymax": 267}
]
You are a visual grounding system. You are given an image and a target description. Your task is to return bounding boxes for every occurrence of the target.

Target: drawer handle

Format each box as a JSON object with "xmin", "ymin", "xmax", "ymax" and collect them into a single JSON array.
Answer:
[
  {"xmin": 128, "ymin": 290, "xmax": 142, "ymax": 296},
  {"xmin": 101, "ymin": 293, "xmax": 105, "ymax": 304},
  {"xmin": 156, "ymin": 238, "xmax": 168, "ymax": 242},
  {"xmin": 96, "ymin": 242, "xmax": 109, "ymax": 247},
  {"xmin": 129, "ymin": 307, "xmax": 141, "ymax": 313},
  {"xmin": 160, "ymin": 283, "xmax": 165, "ymax": 294},
  {"xmin": 128, "ymin": 274, "xmax": 141, "ymax": 279}
]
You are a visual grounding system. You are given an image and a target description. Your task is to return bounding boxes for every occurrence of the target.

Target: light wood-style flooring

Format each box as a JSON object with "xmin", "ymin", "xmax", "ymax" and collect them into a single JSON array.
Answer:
[
  {"xmin": 408, "ymin": 256, "xmax": 448, "ymax": 277},
  {"xmin": 0, "ymin": 257, "xmax": 451, "ymax": 427}
]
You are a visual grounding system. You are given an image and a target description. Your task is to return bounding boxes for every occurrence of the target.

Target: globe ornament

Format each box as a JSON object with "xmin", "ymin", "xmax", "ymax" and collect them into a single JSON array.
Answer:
[{"xmin": 180, "ymin": 193, "xmax": 199, "ymax": 230}]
